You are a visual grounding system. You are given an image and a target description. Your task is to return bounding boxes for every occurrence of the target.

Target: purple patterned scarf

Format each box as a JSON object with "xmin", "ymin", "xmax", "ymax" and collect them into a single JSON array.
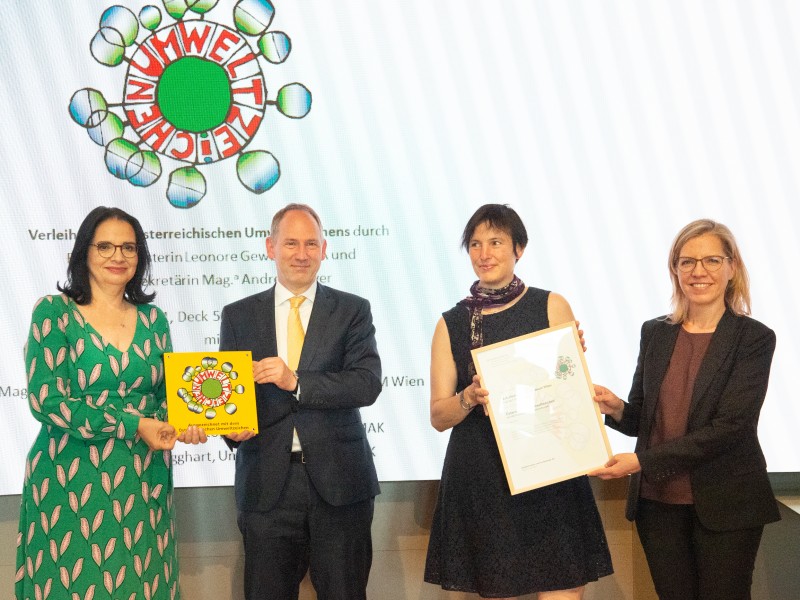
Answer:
[{"xmin": 458, "ymin": 275, "xmax": 525, "ymax": 352}]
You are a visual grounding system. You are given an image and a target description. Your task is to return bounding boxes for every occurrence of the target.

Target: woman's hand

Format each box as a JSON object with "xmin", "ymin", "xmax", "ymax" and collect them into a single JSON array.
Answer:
[
  {"xmin": 137, "ymin": 417, "xmax": 177, "ymax": 451},
  {"xmin": 575, "ymin": 320, "xmax": 587, "ymax": 352},
  {"xmin": 589, "ymin": 453, "xmax": 641, "ymax": 479},
  {"xmin": 177, "ymin": 425, "xmax": 208, "ymax": 444},
  {"xmin": 593, "ymin": 384, "xmax": 625, "ymax": 423},
  {"xmin": 225, "ymin": 430, "xmax": 257, "ymax": 443},
  {"xmin": 463, "ymin": 374, "xmax": 491, "ymax": 415}
]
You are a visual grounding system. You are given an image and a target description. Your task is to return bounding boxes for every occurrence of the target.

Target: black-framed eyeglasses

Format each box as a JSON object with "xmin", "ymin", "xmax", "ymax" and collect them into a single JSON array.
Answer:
[
  {"xmin": 90, "ymin": 242, "xmax": 138, "ymax": 258},
  {"xmin": 675, "ymin": 255, "xmax": 730, "ymax": 273}
]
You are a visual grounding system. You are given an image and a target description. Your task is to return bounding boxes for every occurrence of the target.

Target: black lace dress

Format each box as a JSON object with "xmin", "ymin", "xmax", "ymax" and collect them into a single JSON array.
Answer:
[{"xmin": 424, "ymin": 287, "xmax": 613, "ymax": 597}]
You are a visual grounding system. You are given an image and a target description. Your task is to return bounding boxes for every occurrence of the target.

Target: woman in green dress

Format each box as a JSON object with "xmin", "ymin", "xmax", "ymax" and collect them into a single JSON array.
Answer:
[{"xmin": 16, "ymin": 207, "xmax": 186, "ymax": 600}]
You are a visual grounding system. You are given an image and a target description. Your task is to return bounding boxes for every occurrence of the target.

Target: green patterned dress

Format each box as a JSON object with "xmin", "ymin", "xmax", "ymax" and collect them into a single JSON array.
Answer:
[{"xmin": 16, "ymin": 294, "xmax": 179, "ymax": 600}]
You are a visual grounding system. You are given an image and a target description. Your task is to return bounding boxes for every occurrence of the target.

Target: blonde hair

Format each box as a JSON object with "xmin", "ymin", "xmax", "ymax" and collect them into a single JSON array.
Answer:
[{"xmin": 667, "ymin": 219, "xmax": 751, "ymax": 324}]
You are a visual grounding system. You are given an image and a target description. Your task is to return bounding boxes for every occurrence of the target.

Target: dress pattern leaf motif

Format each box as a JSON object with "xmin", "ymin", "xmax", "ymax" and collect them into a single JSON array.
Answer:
[
  {"xmin": 58, "ymin": 434, "xmax": 69, "ymax": 455},
  {"xmin": 109, "ymin": 356, "xmax": 119, "ymax": 377},
  {"xmin": 44, "ymin": 348, "xmax": 54, "ymax": 371},
  {"xmin": 16, "ymin": 295, "xmax": 178, "ymax": 600},
  {"xmin": 56, "ymin": 346, "xmax": 67, "ymax": 367},
  {"xmin": 90, "ymin": 333, "xmax": 104, "ymax": 352},
  {"xmin": 60, "ymin": 531, "xmax": 72, "ymax": 556}
]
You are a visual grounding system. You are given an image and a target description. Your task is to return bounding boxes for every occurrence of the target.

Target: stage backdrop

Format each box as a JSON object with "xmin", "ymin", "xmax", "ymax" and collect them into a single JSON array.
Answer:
[{"xmin": 1, "ymin": 0, "xmax": 798, "ymax": 494}]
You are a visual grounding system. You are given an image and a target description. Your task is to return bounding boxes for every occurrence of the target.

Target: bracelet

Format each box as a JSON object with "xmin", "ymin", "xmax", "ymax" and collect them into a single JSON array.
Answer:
[{"xmin": 458, "ymin": 390, "xmax": 473, "ymax": 411}]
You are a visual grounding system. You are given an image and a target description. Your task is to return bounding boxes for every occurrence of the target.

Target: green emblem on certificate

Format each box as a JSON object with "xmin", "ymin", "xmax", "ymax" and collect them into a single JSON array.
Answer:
[{"xmin": 555, "ymin": 356, "xmax": 575, "ymax": 380}]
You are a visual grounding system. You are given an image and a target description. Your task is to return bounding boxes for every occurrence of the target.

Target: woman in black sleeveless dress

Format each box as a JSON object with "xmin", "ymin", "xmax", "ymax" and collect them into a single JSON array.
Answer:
[{"xmin": 424, "ymin": 204, "xmax": 612, "ymax": 599}]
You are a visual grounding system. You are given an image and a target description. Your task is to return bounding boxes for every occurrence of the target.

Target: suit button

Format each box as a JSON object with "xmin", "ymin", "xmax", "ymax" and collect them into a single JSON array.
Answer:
[{"xmin": 291, "ymin": 403, "xmax": 298, "ymax": 413}]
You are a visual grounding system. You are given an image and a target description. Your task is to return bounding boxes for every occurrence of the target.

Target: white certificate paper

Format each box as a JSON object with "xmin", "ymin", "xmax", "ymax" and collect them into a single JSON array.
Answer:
[{"xmin": 471, "ymin": 322, "xmax": 611, "ymax": 494}]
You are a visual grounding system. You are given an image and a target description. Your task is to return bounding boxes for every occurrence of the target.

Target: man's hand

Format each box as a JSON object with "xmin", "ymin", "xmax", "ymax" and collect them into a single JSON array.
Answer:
[{"xmin": 253, "ymin": 357, "xmax": 298, "ymax": 391}]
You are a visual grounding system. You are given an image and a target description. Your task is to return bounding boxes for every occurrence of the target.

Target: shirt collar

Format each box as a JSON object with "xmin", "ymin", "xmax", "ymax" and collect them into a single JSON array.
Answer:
[{"xmin": 275, "ymin": 280, "xmax": 318, "ymax": 306}]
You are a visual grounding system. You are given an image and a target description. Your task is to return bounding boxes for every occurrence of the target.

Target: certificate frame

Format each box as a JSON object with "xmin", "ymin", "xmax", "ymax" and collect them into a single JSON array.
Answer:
[
  {"xmin": 164, "ymin": 351, "xmax": 258, "ymax": 436},
  {"xmin": 471, "ymin": 322, "xmax": 611, "ymax": 494}
]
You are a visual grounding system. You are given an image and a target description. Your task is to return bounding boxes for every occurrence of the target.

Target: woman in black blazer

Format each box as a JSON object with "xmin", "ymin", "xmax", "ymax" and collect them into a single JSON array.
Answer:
[{"xmin": 591, "ymin": 219, "xmax": 780, "ymax": 600}]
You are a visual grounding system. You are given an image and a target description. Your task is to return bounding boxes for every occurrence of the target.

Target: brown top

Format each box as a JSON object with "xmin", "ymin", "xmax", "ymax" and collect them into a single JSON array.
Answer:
[{"xmin": 641, "ymin": 326, "xmax": 712, "ymax": 504}]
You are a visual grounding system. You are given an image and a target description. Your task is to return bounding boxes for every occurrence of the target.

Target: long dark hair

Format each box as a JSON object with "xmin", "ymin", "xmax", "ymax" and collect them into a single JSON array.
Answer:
[{"xmin": 58, "ymin": 207, "xmax": 155, "ymax": 305}]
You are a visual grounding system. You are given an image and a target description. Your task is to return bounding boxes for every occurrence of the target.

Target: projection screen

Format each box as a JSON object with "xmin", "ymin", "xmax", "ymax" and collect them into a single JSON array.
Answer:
[{"xmin": 0, "ymin": 0, "xmax": 798, "ymax": 494}]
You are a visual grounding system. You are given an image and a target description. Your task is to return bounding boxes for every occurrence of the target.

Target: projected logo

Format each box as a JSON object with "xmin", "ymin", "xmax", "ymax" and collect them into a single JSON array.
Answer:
[
  {"xmin": 178, "ymin": 356, "xmax": 245, "ymax": 419},
  {"xmin": 68, "ymin": 0, "xmax": 312, "ymax": 208}
]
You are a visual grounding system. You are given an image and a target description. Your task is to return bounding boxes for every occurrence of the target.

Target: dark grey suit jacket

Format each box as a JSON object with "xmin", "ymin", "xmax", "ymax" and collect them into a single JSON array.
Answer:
[
  {"xmin": 607, "ymin": 310, "xmax": 780, "ymax": 531},
  {"xmin": 219, "ymin": 284, "xmax": 382, "ymax": 512}
]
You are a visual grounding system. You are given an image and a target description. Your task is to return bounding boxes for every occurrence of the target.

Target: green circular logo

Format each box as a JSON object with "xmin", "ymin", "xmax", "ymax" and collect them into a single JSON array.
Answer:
[
  {"xmin": 157, "ymin": 57, "xmax": 231, "ymax": 133},
  {"xmin": 71, "ymin": 3, "xmax": 313, "ymax": 207},
  {"xmin": 200, "ymin": 376, "xmax": 224, "ymax": 400}
]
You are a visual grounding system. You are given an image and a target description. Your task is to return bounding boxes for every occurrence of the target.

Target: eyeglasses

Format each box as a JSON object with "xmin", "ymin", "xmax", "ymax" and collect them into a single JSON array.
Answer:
[
  {"xmin": 675, "ymin": 256, "xmax": 730, "ymax": 273},
  {"xmin": 90, "ymin": 242, "xmax": 138, "ymax": 258}
]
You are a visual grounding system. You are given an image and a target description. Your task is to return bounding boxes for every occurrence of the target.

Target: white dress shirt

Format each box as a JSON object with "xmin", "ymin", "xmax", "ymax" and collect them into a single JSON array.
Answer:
[{"xmin": 274, "ymin": 281, "xmax": 317, "ymax": 451}]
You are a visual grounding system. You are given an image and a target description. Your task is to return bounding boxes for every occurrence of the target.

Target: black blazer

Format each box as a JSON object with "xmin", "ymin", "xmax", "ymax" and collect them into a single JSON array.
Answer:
[
  {"xmin": 607, "ymin": 310, "xmax": 780, "ymax": 531},
  {"xmin": 219, "ymin": 284, "xmax": 382, "ymax": 512}
]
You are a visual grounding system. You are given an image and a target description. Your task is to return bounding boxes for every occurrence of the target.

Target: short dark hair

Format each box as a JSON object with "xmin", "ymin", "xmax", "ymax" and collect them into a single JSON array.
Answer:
[
  {"xmin": 270, "ymin": 203, "xmax": 323, "ymax": 238},
  {"xmin": 461, "ymin": 204, "xmax": 528, "ymax": 253},
  {"xmin": 58, "ymin": 206, "xmax": 155, "ymax": 305}
]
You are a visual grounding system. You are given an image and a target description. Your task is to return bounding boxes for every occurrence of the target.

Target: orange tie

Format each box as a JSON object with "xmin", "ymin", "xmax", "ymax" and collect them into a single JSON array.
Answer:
[{"xmin": 287, "ymin": 296, "xmax": 306, "ymax": 370}]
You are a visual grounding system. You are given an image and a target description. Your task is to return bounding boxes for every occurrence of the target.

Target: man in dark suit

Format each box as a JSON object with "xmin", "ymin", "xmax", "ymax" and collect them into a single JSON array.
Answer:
[{"xmin": 220, "ymin": 203, "xmax": 381, "ymax": 600}]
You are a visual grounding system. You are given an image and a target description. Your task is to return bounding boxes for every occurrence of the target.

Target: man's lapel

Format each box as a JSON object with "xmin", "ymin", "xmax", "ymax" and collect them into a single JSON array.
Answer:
[
  {"xmin": 251, "ymin": 287, "xmax": 277, "ymax": 361},
  {"xmin": 300, "ymin": 284, "xmax": 335, "ymax": 368}
]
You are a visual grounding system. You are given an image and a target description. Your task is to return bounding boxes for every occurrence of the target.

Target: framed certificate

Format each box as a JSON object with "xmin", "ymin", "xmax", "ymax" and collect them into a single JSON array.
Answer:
[
  {"xmin": 164, "ymin": 351, "xmax": 258, "ymax": 436},
  {"xmin": 471, "ymin": 322, "xmax": 611, "ymax": 494}
]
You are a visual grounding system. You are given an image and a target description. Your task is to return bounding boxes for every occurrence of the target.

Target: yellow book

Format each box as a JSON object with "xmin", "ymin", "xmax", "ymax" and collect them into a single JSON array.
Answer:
[{"xmin": 164, "ymin": 351, "xmax": 258, "ymax": 436}]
